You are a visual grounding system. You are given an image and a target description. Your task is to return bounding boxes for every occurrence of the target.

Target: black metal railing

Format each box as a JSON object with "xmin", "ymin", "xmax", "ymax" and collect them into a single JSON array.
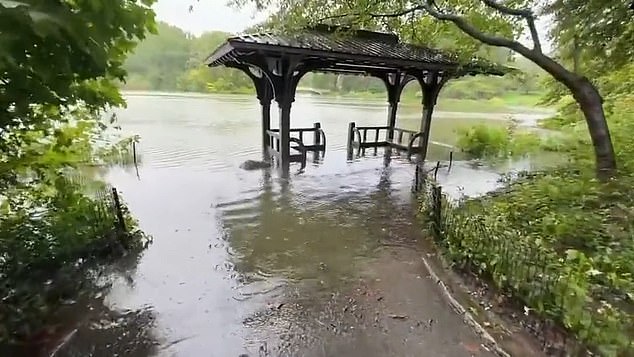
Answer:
[
  {"xmin": 266, "ymin": 122, "xmax": 326, "ymax": 167},
  {"xmin": 347, "ymin": 122, "xmax": 428, "ymax": 159}
]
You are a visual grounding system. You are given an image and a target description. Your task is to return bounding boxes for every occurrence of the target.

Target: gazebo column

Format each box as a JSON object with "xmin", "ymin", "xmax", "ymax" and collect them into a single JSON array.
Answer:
[
  {"xmin": 386, "ymin": 100, "xmax": 399, "ymax": 141},
  {"xmin": 271, "ymin": 57, "xmax": 302, "ymax": 171},
  {"xmin": 380, "ymin": 72, "xmax": 410, "ymax": 141},
  {"xmin": 277, "ymin": 99, "xmax": 292, "ymax": 166},
  {"xmin": 257, "ymin": 80, "xmax": 273, "ymax": 157},
  {"xmin": 229, "ymin": 63, "xmax": 274, "ymax": 159},
  {"xmin": 418, "ymin": 72, "xmax": 447, "ymax": 162},
  {"xmin": 260, "ymin": 99, "xmax": 271, "ymax": 155}
]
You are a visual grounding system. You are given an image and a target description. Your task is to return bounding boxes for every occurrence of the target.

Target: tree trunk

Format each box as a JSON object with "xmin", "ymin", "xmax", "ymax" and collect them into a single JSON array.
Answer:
[
  {"xmin": 572, "ymin": 36, "xmax": 581, "ymax": 74},
  {"xmin": 569, "ymin": 77, "xmax": 617, "ymax": 180},
  {"xmin": 517, "ymin": 49, "xmax": 617, "ymax": 180}
]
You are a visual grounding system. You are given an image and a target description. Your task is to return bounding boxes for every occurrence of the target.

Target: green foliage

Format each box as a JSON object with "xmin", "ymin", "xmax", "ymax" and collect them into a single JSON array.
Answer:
[
  {"xmin": 455, "ymin": 121, "xmax": 545, "ymax": 158},
  {"xmin": 544, "ymin": 0, "xmax": 633, "ymax": 78},
  {"xmin": 0, "ymin": 118, "xmax": 149, "ymax": 343},
  {"xmin": 124, "ymin": 22, "xmax": 191, "ymax": 90},
  {"xmin": 456, "ymin": 124, "xmax": 511, "ymax": 157},
  {"xmin": 122, "ymin": 23, "xmax": 254, "ymax": 93},
  {"xmin": 420, "ymin": 172, "xmax": 634, "ymax": 354},
  {"xmin": 442, "ymin": 69, "xmax": 543, "ymax": 100},
  {"xmin": 421, "ymin": 94, "xmax": 634, "ymax": 355},
  {"xmin": 0, "ymin": 0, "xmax": 156, "ymax": 345},
  {"xmin": 0, "ymin": 0, "xmax": 156, "ymax": 129}
]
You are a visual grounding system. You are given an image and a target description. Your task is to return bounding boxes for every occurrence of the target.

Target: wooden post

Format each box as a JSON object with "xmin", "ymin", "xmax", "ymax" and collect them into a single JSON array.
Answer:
[
  {"xmin": 313, "ymin": 122, "xmax": 321, "ymax": 147},
  {"xmin": 414, "ymin": 163, "xmax": 419, "ymax": 191},
  {"xmin": 269, "ymin": 56, "xmax": 301, "ymax": 173},
  {"xmin": 132, "ymin": 141, "xmax": 137, "ymax": 166},
  {"xmin": 418, "ymin": 72, "xmax": 444, "ymax": 163},
  {"xmin": 387, "ymin": 101, "xmax": 399, "ymax": 141},
  {"xmin": 433, "ymin": 161, "xmax": 441, "ymax": 180},
  {"xmin": 261, "ymin": 100, "xmax": 271, "ymax": 155},
  {"xmin": 111, "ymin": 187, "xmax": 126, "ymax": 233},
  {"xmin": 419, "ymin": 103, "xmax": 435, "ymax": 162},
  {"xmin": 347, "ymin": 122, "xmax": 356, "ymax": 160},
  {"xmin": 448, "ymin": 151, "xmax": 453, "ymax": 171},
  {"xmin": 382, "ymin": 72, "xmax": 406, "ymax": 142},
  {"xmin": 432, "ymin": 184, "xmax": 443, "ymax": 240},
  {"xmin": 278, "ymin": 101, "xmax": 292, "ymax": 170}
]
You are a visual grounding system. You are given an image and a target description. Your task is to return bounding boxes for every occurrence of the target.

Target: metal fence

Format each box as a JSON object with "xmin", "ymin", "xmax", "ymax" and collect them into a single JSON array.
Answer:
[
  {"xmin": 419, "ymin": 179, "xmax": 560, "ymax": 303},
  {"xmin": 412, "ymin": 163, "xmax": 628, "ymax": 354},
  {"xmin": 93, "ymin": 185, "xmax": 127, "ymax": 234}
]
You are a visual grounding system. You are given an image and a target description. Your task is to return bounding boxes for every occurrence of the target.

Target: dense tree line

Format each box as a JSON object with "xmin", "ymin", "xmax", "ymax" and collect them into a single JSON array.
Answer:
[{"xmin": 123, "ymin": 22, "xmax": 544, "ymax": 100}]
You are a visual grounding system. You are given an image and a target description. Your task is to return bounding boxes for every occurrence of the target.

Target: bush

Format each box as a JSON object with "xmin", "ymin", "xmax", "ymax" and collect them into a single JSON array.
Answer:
[
  {"xmin": 0, "ymin": 120, "xmax": 149, "ymax": 344},
  {"xmin": 455, "ymin": 122, "xmax": 544, "ymax": 158},
  {"xmin": 421, "ymin": 95, "xmax": 634, "ymax": 355},
  {"xmin": 420, "ymin": 173, "xmax": 634, "ymax": 355},
  {"xmin": 456, "ymin": 124, "xmax": 511, "ymax": 157}
]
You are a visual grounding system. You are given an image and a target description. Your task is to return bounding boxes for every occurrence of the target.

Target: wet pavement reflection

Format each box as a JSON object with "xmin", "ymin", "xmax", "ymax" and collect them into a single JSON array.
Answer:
[{"xmin": 51, "ymin": 94, "xmax": 548, "ymax": 356}]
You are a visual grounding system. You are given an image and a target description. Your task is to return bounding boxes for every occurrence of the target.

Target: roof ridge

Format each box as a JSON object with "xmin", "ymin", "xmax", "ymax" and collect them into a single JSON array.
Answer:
[{"xmin": 308, "ymin": 24, "xmax": 400, "ymax": 44}]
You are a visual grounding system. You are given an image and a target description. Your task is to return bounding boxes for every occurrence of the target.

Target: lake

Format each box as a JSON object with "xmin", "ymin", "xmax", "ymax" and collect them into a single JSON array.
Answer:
[{"xmin": 52, "ymin": 93, "xmax": 548, "ymax": 356}]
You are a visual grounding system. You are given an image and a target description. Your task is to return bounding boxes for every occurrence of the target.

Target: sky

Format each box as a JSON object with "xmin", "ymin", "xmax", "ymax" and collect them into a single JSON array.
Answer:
[
  {"xmin": 153, "ymin": 0, "xmax": 265, "ymax": 35},
  {"xmin": 153, "ymin": 0, "xmax": 551, "ymax": 52}
]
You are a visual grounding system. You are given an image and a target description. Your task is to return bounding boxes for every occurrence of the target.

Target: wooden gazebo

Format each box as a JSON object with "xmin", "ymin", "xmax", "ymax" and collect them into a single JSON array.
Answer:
[{"xmin": 205, "ymin": 25, "xmax": 505, "ymax": 169}]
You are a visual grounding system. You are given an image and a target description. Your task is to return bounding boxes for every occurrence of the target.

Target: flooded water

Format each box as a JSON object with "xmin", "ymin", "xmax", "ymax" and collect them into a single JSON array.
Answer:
[{"xmin": 52, "ymin": 94, "xmax": 548, "ymax": 357}]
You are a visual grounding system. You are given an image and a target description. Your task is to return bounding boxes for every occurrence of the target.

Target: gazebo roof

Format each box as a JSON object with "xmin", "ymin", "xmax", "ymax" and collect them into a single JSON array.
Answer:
[{"xmin": 205, "ymin": 25, "xmax": 506, "ymax": 77}]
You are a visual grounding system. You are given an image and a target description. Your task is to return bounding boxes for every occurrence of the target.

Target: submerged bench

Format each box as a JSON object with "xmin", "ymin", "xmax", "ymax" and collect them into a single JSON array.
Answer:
[
  {"xmin": 266, "ymin": 122, "xmax": 327, "ymax": 168},
  {"xmin": 347, "ymin": 122, "xmax": 426, "ymax": 160}
]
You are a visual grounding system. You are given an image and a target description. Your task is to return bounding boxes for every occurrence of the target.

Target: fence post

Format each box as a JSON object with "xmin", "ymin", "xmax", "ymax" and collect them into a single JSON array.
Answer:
[
  {"xmin": 448, "ymin": 151, "xmax": 453, "ymax": 171},
  {"xmin": 313, "ymin": 122, "xmax": 321, "ymax": 147},
  {"xmin": 111, "ymin": 187, "xmax": 126, "ymax": 233},
  {"xmin": 347, "ymin": 122, "xmax": 356, "ymax": 160},
  {"xmin": 132, "ymin": 141, "xmax": 138, "ymax": 166},
  {"xmin": 414, "ymin": 162, "xmax": 425, "ymax": 192},
  {"xmin": 432, "ymin": 184, "xmax": 442, "ymax": 241},
  {"xmin": 414, "ymin": 162, "xmax": 420, "ymax": 192}
]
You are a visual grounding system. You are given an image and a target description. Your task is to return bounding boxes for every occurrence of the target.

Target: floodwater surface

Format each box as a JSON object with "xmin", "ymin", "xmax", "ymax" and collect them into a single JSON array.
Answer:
[{"xmin": 53, "ymin": 94, "xmax": 548, "ymax": 357}]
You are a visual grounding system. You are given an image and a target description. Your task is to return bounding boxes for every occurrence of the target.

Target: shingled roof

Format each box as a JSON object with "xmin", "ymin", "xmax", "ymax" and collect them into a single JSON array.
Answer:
[{"xmin": 205, "ymin": 25, "xmax": 506, "ymax": 77}]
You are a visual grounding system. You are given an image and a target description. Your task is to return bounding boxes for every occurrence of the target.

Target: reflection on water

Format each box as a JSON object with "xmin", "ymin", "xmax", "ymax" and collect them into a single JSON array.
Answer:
[{"xmin": 52, "ymin": 94, "xmax": 548, "ymax": 356}]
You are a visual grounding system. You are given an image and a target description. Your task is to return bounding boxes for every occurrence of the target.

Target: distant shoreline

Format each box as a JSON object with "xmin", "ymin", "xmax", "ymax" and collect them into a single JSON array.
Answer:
[{"xmin": 120, "ymin": 90, "xmax": 550, "ymax": 115}]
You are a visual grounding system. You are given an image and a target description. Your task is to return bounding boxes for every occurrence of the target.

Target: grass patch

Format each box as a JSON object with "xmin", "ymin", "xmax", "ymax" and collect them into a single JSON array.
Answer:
[{"xmin": 454, "ymin": 121, "xmax": 562, "ymax": 158}]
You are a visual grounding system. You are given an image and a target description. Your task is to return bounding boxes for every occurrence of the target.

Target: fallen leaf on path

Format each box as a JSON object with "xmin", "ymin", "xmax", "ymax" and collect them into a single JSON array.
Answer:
[
  {"xmin": 388, "ymin": 314, "xmax": 408, "ymax": 320},
  {"xmin": 461, "ymin": 342, "xmax": 481, "ymax": 354}
]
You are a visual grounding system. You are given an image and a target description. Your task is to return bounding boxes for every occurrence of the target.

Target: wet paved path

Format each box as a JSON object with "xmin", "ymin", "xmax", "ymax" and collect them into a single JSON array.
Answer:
[{"xmin": 51, "ymin": 94, "xmax": 521, "ymax": 356}]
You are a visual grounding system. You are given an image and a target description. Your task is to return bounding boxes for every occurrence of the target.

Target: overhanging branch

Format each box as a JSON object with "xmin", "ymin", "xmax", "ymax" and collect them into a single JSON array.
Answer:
[
  {"xmin": 368, "ymin": 5, "xmax": 424, "ymax": 18},
  {"xmin": 480, "ymin": 0, "xmax": 529, "ymax": 16},
  {"xmin": 419, "ymin": 1, "xmax": 531, "ymax": 55},
  {"xmin": 479, "ymin": 0, "xmax": 542, "ymax": 53},
  {"xmin": 314, "ymin": 0, "xmax": 539, "ymax": 58}
]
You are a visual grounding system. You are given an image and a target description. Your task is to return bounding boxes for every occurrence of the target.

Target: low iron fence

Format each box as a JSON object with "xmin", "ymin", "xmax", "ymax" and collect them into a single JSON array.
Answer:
[{"xmin": 414, "ymin": 163, "xmax": 633, "ymax": 355}]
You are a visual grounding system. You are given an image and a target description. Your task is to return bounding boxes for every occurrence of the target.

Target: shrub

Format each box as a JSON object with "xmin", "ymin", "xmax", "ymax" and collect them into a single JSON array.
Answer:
[
  {"xmin": 455, "ymin": 122, "xmax": 544, "ymax": 158},
  {"xmin": 422, "ymin": 95, "xmax": 634, "ymax": 355},
  {"xmin": 456, "ymin": 124, "xmax": 511, "ymax": 157},
  {"xmin": 419, "ymin": 174, "xmax": 634, "ymax": 355}
]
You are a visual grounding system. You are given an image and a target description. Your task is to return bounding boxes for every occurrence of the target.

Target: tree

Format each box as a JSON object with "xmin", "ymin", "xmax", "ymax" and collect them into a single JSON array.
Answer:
[
  {"xmin": 125, "ymin": 22, "xmax": 191, "ymax": 90},
  {"xmin": 0, "ymin": 0, "xmax": 156, "ymax": 130},
  {"xmin": 121, "ymin": 25, "xmax": 255, "ymax": 93},
  {"xmin": 1, "ymin": 1, "xmax": 156, "ymax": 342},
  {"xmin": 231, "ymin": 0, "xmax": 632, "ymax": 179}
]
